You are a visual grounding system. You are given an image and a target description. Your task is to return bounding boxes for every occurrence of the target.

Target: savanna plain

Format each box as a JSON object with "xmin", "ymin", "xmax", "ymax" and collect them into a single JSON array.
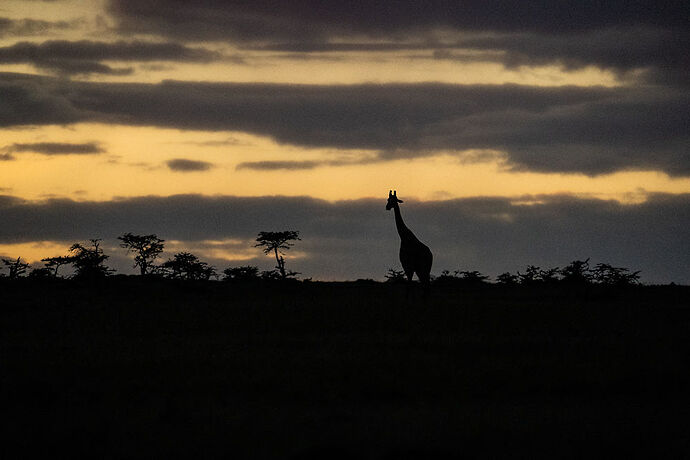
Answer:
[{"xmin": 2, "ymin": 278, "xmax": 690, "ymax": 459}]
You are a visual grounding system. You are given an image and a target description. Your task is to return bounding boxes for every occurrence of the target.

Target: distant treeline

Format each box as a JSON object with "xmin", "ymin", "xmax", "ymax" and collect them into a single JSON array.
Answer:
[
  {"xmin": 0, "ymin": 232, "xmax": 301, "ymax": 282},
  {"xmin": 386, "ymin": 258, "xmax": 642, "ymax": 287},
  {"xmin": 1, "ymin": 232, "xmax": 642, "ymax": 286}
]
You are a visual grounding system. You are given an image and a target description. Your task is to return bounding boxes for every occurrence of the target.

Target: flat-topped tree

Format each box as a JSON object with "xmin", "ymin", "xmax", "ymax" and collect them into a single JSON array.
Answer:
[
  {"xmin": 41, "ymin": 255, "xmax": 73, "ymax": 278},
  {"xmin": 255, "ymin": 231, "xmax": 300, "ymax": 280},
  {"xmin": 118, "ymin": 233, "xmax": 165, "ymax": 276}
]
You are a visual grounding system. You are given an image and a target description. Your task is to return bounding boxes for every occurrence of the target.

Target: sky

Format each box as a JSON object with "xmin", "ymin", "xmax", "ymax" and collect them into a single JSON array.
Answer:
[{"xmin": 1, "ymin": 0, "xmax": 688, "ymax": 282}]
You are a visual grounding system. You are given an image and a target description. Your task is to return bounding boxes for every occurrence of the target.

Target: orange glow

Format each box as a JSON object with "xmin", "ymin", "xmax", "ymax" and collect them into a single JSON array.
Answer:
[{"xmin": 1, "ymin": 124, "xmax": 689, "ymax": 204}]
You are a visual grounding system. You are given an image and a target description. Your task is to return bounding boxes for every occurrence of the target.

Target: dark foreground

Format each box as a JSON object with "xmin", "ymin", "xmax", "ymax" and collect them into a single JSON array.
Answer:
[{"xmin": 2, "ymin": 278, "xmax": 690, "ymax": 459}]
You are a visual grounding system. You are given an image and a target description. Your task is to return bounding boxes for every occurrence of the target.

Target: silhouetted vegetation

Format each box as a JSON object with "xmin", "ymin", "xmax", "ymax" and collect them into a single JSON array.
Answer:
[
  {"xmin": 560, "ymin": 258, "xmax": 593, "ymax": 285},
  {"xmin": 496, "ymin": 271, "xmax": 519, "ymax": 285},
  {"xmin": 28, "ymin": 267, "xmax": 53, "ymax": 279},
  {"xmin": 254, "ymin": 230, "xmax": 301, "ymax": 280},
  {"xmin": 41, "ymin": 255, "xmax": 73, "ymax": 278},
  {"xmin": 223, "ymin": 265, "xmax": 260, "ymax": 281},
  {"xmin": 384, "ymin": 267, "xmax": 406, "ymax": 283},
  {"xmin": 161, "ymin": 252, "xmax": 216, "ymax": 280},
  {"xmin": 118, "ymin": 232, "xmax": 165, "ymax": 276},
  {"xmin": 433, "ymin": 269, "xmax": 491, "ymax": 287},
  {"xmin": 517, "ymin": 265, "xmax": 543, "ymax": 285},
  {"xmin": 0, "ymin": 220, "xmax": 661, "ymax": 291},
  {"xmin": 1, "ymin": 257, "xmax": 30, "ymax": 279},
  {"xmin": 592, "ymin": 263, "xmax": 641, "ymax": 286},
  {"xmin": 68, "ymin": 239, "xmax": 113, "ymax": 279}
]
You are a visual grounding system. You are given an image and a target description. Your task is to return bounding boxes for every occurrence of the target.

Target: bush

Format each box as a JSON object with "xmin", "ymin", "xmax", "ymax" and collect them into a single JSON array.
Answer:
[{"xmin": 223, "ymin": 265, "xmax": 260, "ymax": 281}]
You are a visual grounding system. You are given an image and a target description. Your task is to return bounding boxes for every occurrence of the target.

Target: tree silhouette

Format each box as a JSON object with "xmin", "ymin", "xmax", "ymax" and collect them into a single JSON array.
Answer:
[
  {"xmin": 592, "ymin": 263, "xmax": 641, "ymax": 286},
  {"xmin": 538, "ymin": 267, "xmax": 561, "ymax": 284},
  {"xmin": 41, "ymin": 255, "xmax": 74, "ymax": 278},
  {"xmin": 118, "ymin": 232, "xmax": 165, "ymax": 275},
  {"xmin": 560, "ymin": 258, "xmax": 592, "ymax": 285},
  {"xmin": 456, "ymin": 270, "xmax": 490, "ymax": 284},
  {"xmin": 69, "ymin": 239, "xmax": 112, "ymax": 279},
  {"xmin": 260, "ymin": 269, "xmax": 283, "ymax": 281},
  {"xmin": 1, "ymin": 257, "xmax": 30, "ymax": 279},
  {"xmin": 434, "ymin": 269, "xmax": 489, "ymax": 286},
  {"xmin": 385, "ymin": 267, "xmax": 406, "ymax": 283},
  {"xmin": 254, "ymin": 231, "xmax": 301, "ymax": 280},
  {"xmin": 518, "ymin": 265, "xmax": 541, "ymax": 285},
  {"xmin": 223, "ymin": 265, "xmax": 260, "ymax": 281},
  {"xmin": 496, "ymin": 272, "xmax": 518, "ymax": 285},
  {"xmin": 161, "ymin": 252, "xmax": 216, "ymax": 280},
  {"xmin": 28, "ymin": 267, "xmax": 53, "ymax": 279}
]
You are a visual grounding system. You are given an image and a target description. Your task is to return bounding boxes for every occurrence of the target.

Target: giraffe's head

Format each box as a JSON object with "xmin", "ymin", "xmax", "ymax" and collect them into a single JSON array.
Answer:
[{"xmin": 386, "ymin": 190, "xmax": 403, "ymax": 210}]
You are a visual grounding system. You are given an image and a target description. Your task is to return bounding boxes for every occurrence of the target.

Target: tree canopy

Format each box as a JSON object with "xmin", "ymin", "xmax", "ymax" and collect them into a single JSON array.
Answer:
[
  {"xmin": 254, "ymin": 231, "xmax": 301, "ymax": 280},
  {"xmin": 118, "ymin": 232, "xmax": 165, "ymax": 276}
]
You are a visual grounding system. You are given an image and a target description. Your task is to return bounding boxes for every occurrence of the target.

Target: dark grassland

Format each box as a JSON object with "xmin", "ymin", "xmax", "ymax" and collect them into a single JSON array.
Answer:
[{"xmin": 2, "ymin": 278, "xmax": 690, "ymax": 459}]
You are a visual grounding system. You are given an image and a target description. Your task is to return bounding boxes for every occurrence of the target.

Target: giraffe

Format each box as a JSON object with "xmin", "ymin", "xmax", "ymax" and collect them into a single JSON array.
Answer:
[{"xmin": 386, "ymin": 190, "xmax": 433, "ymax": 288}]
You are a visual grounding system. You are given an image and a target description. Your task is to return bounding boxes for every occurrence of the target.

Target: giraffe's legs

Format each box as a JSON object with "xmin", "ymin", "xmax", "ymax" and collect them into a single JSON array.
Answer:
[
  {"xmin": 418, "ymin": 271, "xmax": 431, "ymax": 299},
  {"xmin": 404, "ymin": 270, "xmax": 414, "ymax": 299}
]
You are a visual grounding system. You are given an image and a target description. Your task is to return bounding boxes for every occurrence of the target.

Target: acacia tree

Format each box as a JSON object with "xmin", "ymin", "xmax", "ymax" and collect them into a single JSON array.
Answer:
[
  {"xmin": 254, "ymin": 230, "xmax": 300, "ymax": 280},
  {"xmin": 560, "ymin": 258, "xmax": 592, "ymax": 285},
  {"xmin": 118, "ymin": 232, "xmax": 165, "ymax": 275},
  {"xmin": 1, "ymin": 257, "xmax": 30, "ymax": 279},
  {"xmin": 592, "ymin": 263, "xmax": 641, "ymax": 286},
  {"xmin": 41, "ymin": 255, "xmax": 73, "ymax": 278},
  {"xmin": 161, "ymin": 252, "xmax": 216, "ymax": 280},
  {"xmin": 223, "ymin": 265, "xmax": 260, "ymax": 281},
  {"xmin": 69, "ymin": 239, "xmax": 112, "ymax": 279}
]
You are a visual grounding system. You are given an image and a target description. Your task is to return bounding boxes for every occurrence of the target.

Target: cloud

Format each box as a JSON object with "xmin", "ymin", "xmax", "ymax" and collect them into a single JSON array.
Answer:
[
  {"xmin": 0, "ymin": 192, "xmax": 688, "ymax": 283},
  {"xmin": 106, "ymin": 0, "xmax": 690, "ymax": 86},
  {"xmin": 236, "ymin": 160, "xmax": 321, "ymax": 171},
  {"xmin": 7, "ymin": 142, "xmax": 104, "ymax": 155},
  {"xmin": 182, "ymin": 136, "xmax": 247, "ymax": 147},
  {"xmin": 252, "ymin": 28, "xmax": 689, "ymax": 87},
  {"xmin": 0, "ymin": 40, "xmax": 221, "ymax": 75},
  {"xmin": 1, "ymin": 72, "xmax": 688, "ymax": 176},
  {"xmin": 235, "ymin": 157, "xmax": 379, "ymax": 170},
  {"xmin": 166, "ymin": 158, "xmax": 214, "ymax": 171},
  {"xmin": 0, "ymin": 73, "xmax": 86, "ymax": 126},
  {"xmin": 0, "ymin": 17, "xmax": 73, "ymax": 37},
  {"xmin": 108, "ymin": 1, "xmax": 687, "ymax": 40},
  {"xmin": 34, "ymin": 60, "xmax": 134, "ymax": 76}
]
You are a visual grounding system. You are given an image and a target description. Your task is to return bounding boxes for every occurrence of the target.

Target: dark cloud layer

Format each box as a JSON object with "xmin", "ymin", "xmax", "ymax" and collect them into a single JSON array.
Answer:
[
  {"xmin": 1, "ymin": 193, "xmax": 688, "ymax": 283},
  {"xmin": 166, "ymin": 158, "xmax": 214, "ymax": 171},
  {"xmin": 108, "ymin": 1, "xmax": 688, "ymax": 40},
  {"xmin": 0, "ymin": 40, "xmax": 220, "ymax": 75},
  {"xmin": 1, "ymin": 72, "xmax": 688, "ymax": 176},
  {"xmin": 259, "ymin": 28, "xmax": 689, "ymax": 87},
  {"xmin": 107, "ymin": 0, "xmax": 690, "ymax": 86}
]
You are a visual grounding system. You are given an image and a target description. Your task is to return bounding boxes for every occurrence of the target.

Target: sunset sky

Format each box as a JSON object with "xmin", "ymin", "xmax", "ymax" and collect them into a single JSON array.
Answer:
[{"xmin": 1, "ymin": 0, "xmax": 688, "ymax": 282}]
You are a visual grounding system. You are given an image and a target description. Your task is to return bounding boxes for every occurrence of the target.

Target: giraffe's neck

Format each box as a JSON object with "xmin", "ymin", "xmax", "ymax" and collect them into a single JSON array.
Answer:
[{"xmin": 393, "ymin": 204, "xmax": 412, "ymax": 240}]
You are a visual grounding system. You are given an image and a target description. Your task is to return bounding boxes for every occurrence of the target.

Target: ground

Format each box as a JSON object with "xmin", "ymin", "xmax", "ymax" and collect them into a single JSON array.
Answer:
[{"xmin": 2, "ymin": 278, "xmax": 689, "ymax": 458}]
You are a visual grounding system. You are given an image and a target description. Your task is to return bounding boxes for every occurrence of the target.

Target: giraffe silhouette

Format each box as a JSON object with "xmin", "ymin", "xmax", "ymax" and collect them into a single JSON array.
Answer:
[{"xmin": 386, "ymin": 190, "xmax": 433, "ymax": 290}]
